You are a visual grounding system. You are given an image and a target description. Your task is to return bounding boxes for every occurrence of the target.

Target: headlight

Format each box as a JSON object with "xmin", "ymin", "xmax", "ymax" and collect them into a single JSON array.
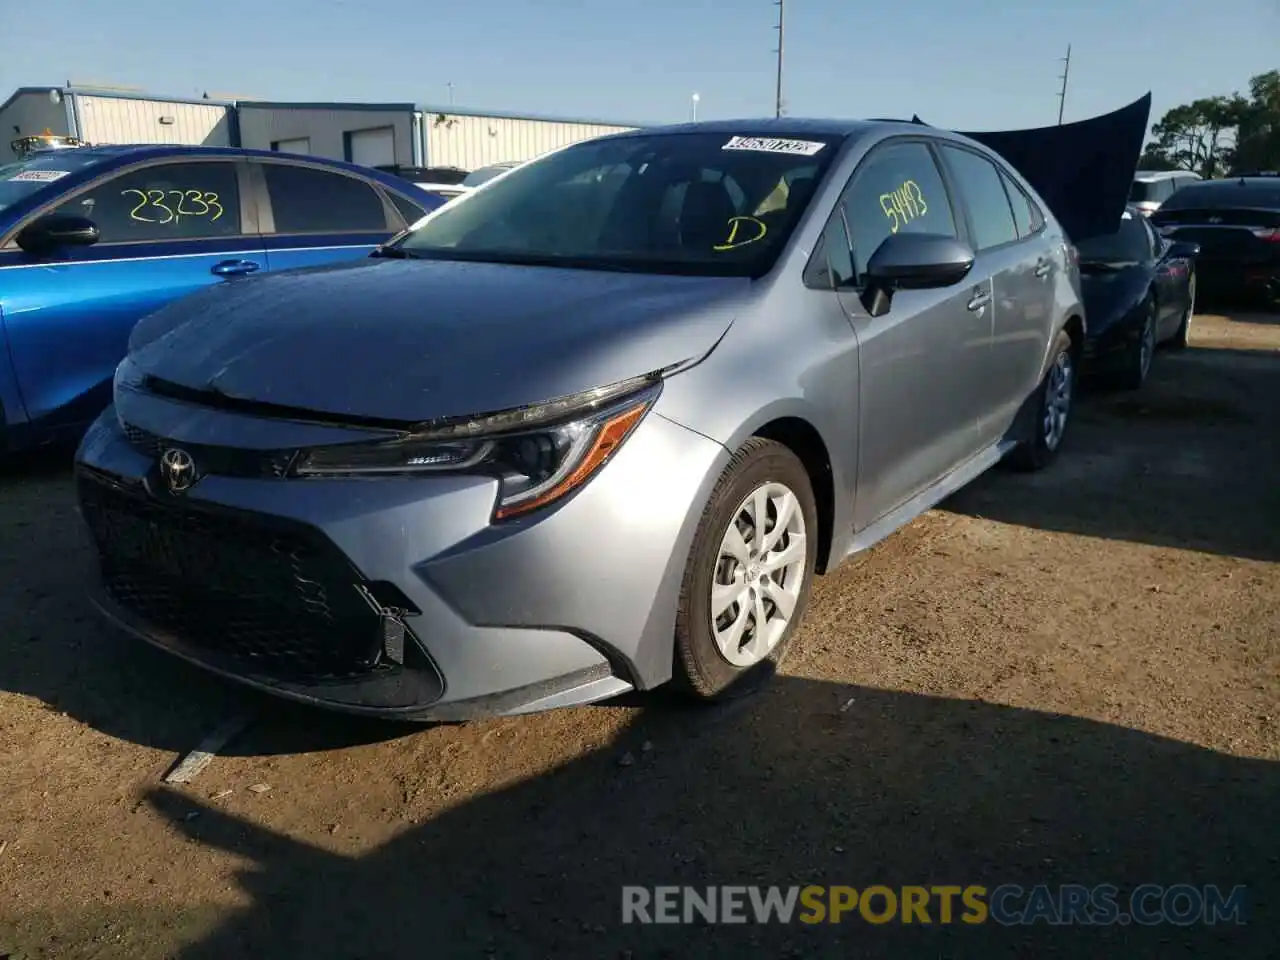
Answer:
[{"xmin": 293, "ymin": 375, "xmax": 661, "ymax": 520}]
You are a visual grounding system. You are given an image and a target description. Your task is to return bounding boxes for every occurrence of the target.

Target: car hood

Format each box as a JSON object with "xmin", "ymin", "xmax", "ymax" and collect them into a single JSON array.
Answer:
[
  {"xmin": 913, "ymin": 93, "xmax": 1152, "ymax": 242},
  {"xmin": 127, "ymin": 257, "xmax": 748, "ymax": 424}
]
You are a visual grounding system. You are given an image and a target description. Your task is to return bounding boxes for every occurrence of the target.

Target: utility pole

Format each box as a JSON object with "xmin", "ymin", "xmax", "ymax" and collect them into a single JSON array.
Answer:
[
  {"xmin": 447, "ymin": 81, "xmax": 455, "ymax": 106},
  {"xmin": 1056, "ymin": 44, "xmax": 1071, "ymax": 125},
  {"xmin": 773, "ymin": 0, "xmax": 785, "ymax": 118}
]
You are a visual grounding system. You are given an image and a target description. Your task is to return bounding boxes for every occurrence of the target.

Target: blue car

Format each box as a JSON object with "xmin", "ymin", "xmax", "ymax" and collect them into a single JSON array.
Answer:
[{"xmin": 0, "ymin": 145, "xmax": 445, "ymax": 452}]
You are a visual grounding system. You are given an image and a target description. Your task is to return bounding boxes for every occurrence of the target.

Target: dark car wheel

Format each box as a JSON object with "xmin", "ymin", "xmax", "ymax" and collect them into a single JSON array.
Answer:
[
  {"xmin": 673, "ymin": 437, "xmax": 818, "ymax": 700},
  {"xmin": 1007, "ymin": 329, "xmax": 1076, "ymax": 473},
  {"xmin": 1118, "ymin": 296, "xmax": 1157, "ymax": 390},
  {"xmin": 1169, "ymin": 272, "xmax": 1195, "ymax": 351}
]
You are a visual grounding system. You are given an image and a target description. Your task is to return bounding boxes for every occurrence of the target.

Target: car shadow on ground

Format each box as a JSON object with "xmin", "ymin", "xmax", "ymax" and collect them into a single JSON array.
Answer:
[
  {"xmin": 944, "ymin": 342, "xmax": 1280, "ymax": 564},
  {"xmin": 27, "ymin": 676, "xmax": 1268, "ymax": 958}
]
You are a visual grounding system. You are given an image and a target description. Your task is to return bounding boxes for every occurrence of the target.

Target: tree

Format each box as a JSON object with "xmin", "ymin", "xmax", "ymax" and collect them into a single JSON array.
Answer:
[
  {"xmin": 1144, "ymin": 96, "xmax": 1248, "ymax": 178},
  {"xmin": 1231, "ymin": 70, "xmax": 1280, "ymax": 174},
  {"xmin": 1140, "ymin": 72, "xmax": 1280, "ymax": 177}
]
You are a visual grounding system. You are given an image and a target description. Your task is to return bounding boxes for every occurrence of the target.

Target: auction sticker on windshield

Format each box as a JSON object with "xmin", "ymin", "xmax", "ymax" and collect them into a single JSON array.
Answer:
[
  {"xmin": 8, "ymin": 170, "xmax": 70, "ymax": 183},
  {"xmin": 722, "ymin": 136, "xmax": 826, "ymax": 156}
]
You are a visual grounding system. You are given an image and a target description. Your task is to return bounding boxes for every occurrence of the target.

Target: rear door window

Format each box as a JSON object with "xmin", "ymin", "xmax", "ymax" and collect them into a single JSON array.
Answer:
[
  {"xmin": 939, "ymin": 146, "xmax": 1020, "ymax": 251},
  {"xmin": 1002, "ymin": 172, "xmax": 1044, "ymax": 239},
  {"xmin": 49, "ymin": 161, "xmax": 242, "ymax": 244},
  {"xmin": 260, "ymin": 163, "xmax": 389, "ymax": 233}
]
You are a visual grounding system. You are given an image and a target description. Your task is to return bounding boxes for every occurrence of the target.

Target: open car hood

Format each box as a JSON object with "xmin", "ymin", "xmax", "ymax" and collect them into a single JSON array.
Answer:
[{"xmin": 912, "ymin": 93, "xmax": 1152, "ymax": 241}]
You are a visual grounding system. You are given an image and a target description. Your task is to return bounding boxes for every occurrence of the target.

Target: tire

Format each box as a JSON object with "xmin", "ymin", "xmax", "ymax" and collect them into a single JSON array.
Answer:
[
  {"xmin": 673, "ymin": 437, "xmax": 818, "ymax": 700},
  {"xmin": 1007, "ymin": 328, "xmax": 1076, "ymax": 473},
  {"xmin": 1117, "ymin": 296, "xmax": 1157, "ymax": 390},
  {"xmin": 1169, "ymin": 271, "xmax": 1195, "ymax": 351}
]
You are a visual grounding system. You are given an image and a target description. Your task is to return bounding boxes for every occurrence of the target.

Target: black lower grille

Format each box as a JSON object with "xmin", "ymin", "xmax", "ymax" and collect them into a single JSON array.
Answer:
[
  {"xmin": 78, "ymin": 471, "xmax": 385, "ymax": 681},
  {"xmin": 121, "ymin": 421, "xmax": 296, "ymax": 479}
]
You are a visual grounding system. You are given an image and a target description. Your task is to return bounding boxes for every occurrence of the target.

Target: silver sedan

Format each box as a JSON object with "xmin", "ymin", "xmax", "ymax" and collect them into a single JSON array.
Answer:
[{"xmin": 76, "ymin": 119, "xmax": 1087, "ymax": 719}]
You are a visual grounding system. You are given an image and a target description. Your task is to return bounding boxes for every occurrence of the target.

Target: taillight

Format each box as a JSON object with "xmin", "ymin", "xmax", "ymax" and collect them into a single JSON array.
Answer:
[{"xmin": 1251, "ymin": 227, "xmax": 1280, "ymax": 242}]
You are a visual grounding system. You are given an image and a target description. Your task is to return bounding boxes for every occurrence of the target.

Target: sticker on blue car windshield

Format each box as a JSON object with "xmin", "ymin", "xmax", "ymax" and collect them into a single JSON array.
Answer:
[
  {"xmin": 722, "ymin": 136, "xmax": 826, "ymax": 157},
  {"xmin": 8, "ymin": 169, "xmax": 70, "ymax": 183}
]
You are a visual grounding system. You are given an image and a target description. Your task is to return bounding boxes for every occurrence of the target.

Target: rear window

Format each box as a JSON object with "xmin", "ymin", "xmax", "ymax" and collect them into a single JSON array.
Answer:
[
  {"xmin": 1131, "ymin": 180, "xmax": 1161, "ymax": 203},
  {"xmin": 1075, "ymin": 213, "xmax": 1152, "ymax": 262},
  {"xmin": 1159, "ymin": 183, "xmax": 1280, "ymax": 212}
]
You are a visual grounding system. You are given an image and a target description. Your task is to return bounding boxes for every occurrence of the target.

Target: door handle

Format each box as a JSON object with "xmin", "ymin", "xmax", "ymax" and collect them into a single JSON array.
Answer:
[
  {"xmin": 967, "ymin": 289, "xmax": 992, "ymax": 312},
  {"xmin": 211, "ymin": 259, "xmax": 261, "ymax": 278},
  {"xmin": 1034, "ymin": 259, "xmax": 1052, "ymax": 279}
]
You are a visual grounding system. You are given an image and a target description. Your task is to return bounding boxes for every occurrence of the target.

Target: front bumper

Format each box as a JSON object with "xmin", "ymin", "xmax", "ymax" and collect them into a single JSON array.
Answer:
[{"xmin": 74, "ymin": 394, "xmax": 729, "ymax": 720}]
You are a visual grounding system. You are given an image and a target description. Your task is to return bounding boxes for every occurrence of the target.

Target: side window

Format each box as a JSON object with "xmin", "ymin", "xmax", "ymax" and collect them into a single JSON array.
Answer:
[
  {"xmin": 50, "ymin": 161, "xmax": 241, "ymax": 244},
  {"xmin": 387, "ymin": 191, "xmax": 428, "ymax": 227},
  {"xmin": 841, "ymin": 140, "xmax": 957, "ymax": 283},
  {"xmin": 1002, "ymin": 173, "xmax": 1044, "ymax": 239},
  {"xmin": 261, "ymin": 164, "xmax": 389, "ymax": 234},
  {"xmin": 940, "ymin": 146, "xmax": 1019, "ymax": 251}
]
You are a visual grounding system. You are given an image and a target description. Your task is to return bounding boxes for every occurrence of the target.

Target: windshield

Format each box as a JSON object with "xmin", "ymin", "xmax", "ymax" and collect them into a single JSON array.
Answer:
[
  {"xmin": 0, "ymin": 152, "xmax": 103, "ymax": 216},
  {"xmin": 1075, "ymin": 213, "xmax": 1151, "ymax": 263},
  {"xmin": 396, "ymin": 131, "xmax": 842, "ymax": 277}
]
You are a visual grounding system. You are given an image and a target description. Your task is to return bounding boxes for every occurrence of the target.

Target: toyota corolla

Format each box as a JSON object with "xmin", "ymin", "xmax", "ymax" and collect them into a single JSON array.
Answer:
[{"xmin": 74, "ymin": 113, "xmax": 1143, "ymax": 720}]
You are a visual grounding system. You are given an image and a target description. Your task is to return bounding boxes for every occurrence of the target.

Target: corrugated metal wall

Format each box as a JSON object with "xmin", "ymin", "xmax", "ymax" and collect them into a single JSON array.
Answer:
[
  {"xmin": 423, "ymin": 113, "xmax": 636, "ymax": 169},
  {"xmin": 74, "ymin": 95, "xmax": 232, "ymax": 147},
  {"xmin": 0, "ymin": 92, "xmax": 72, "ymax": 161},
  {"xmin": 237, "ymin": 106, "xmax": 414, "ymax": 166}
]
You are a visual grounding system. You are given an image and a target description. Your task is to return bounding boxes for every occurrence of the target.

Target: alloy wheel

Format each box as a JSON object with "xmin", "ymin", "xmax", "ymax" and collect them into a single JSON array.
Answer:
[
  {"xmin": 711, "ymin": 481, "xmax": 808, "ymax": 668},
  {"xmin": 1042, "ymin": 347, "xmax": 1073, "ymax": 451}
]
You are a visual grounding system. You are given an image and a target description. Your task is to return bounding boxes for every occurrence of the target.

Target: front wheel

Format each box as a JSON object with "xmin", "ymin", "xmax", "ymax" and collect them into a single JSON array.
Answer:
[
  {"xmin": 1007, "ymin": 329, "xmax": 1076, "ymax": 473},
  {"xmin": 1117, "ymin": 296, "xmax": 1157, "ymax": 390},
  {"xmin": 673, "ymin": 438, "xmax": 818, "ymax": 700}
]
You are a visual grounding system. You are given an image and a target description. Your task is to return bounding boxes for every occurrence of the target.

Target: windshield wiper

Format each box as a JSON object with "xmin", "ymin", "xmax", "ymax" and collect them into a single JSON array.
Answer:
[{"xmin": 369, "ymin": 245, "xmax": 417, "ymax": 259}]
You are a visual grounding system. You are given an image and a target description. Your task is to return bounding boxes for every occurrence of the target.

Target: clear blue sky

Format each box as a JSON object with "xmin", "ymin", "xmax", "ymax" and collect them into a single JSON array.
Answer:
[{"xmin": 1, "ymin": 0, "xmax": 1275, "ymax": 133}]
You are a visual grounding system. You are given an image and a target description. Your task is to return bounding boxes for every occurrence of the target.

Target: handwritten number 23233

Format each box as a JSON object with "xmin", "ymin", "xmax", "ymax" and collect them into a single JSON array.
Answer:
[
  {"xmin": 878, "ymin": 180, "xmax": 928, "ymax": 234},
  {"xmin": 122, "ymin": 188, "xmax": 224, "ymax": 225}
]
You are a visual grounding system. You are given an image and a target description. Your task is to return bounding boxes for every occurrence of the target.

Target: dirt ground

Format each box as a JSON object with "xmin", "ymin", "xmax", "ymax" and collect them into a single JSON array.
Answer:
[{"xmin": 0, "ymin": 309, "xmax": 1277, "ymax": 959}]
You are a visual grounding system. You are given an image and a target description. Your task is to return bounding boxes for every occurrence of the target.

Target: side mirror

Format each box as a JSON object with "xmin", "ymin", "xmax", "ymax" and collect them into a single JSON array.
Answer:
[
  {"xmin": 861, "ymin": 232, "xmax": 976, "ymax": 317},
  {"xmin": 16, "ymin": 214, "xmax": 101, "ymax": 255},
  {"xmin": 1165, "ymin": 240, "xmax": 1200, "ymax": 260}
]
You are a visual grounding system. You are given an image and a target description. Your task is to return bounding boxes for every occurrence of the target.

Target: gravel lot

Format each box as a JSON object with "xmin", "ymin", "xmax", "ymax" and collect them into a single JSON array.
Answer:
[{"xmin": 1, "ymin": 310, "xmax": 1277, "ymax": 959}]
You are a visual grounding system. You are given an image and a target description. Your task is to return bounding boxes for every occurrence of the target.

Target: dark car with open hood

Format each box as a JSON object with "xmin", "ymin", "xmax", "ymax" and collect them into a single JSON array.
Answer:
[{"xmin": 1075, "ymin": 206, "xmax": 1199, "ymax": 388}]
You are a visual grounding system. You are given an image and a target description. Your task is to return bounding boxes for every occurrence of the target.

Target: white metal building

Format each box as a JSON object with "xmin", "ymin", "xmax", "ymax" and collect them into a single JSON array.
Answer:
[
  {"xmin": 1, "ymin": 85, "xmax": 645, "ymax": 170},
  {"xmin": 237, "ymin": 101, "xmax": 643, "ymax": 169},
  {"xmin": 0, "ymin": 86, "xmax": 234, "ymax": 162}
]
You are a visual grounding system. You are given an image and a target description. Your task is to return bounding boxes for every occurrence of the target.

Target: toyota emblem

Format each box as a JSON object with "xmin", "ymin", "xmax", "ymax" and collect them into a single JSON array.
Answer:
[{"xmin": 159, "ymin": 447, "xmax": 197, "ymax": 493}]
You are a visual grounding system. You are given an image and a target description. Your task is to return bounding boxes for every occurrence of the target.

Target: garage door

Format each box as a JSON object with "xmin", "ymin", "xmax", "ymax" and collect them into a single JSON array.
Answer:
[
  {"xmin": 272, "ymin": 137, "xmax": 311, "ymax": 155},
  {"xmin": 347, "ymin": 127, "xmax": 395, "ymax": 168}
]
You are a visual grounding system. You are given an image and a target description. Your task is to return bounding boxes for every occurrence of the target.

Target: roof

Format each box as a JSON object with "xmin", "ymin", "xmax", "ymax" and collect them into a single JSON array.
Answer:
[
  {"xmin": 0, "ymin": 85, "xmax": 234, "ymax": 113},
  {"xmin": 635, "ymin": 117, "xmax": 894, "ymax": 138},
  {"xmin": 239, "ymin": 99, "xmax": 652, "ymax": 129},
  {"xmin": 1133, "ymin": 169, "xmax": 1201, "ymax": 181}
]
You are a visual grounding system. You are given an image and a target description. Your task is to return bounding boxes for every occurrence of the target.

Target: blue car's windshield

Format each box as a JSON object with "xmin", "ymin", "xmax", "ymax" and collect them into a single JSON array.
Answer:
[
  {"xmin": 395, "ymin": 131, "xmax": 843, "ymax": 278},
  {"xmin": 0, "ymin": 152, "xmax": 105, "ymax": 217}
]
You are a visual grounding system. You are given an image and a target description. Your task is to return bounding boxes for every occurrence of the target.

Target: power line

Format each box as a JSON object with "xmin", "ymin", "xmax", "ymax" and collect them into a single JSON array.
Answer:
[
  {"xmin": 773, "ymin": 0, "xmax": 786, "ymax": 118},
  {"xmin": 1056, "ymin": 44, "xmax": 1072, "ymax": 125}
]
